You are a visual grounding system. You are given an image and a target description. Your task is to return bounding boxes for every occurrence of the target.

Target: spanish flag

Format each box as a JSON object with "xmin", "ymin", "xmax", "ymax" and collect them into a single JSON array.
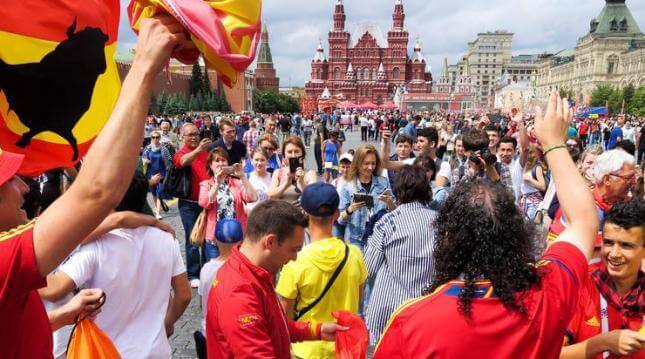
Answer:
[
  {"xmin": 128, "ymin": 0, "xmax": 262, "ymax": 87},
  {"xmin": 0, "ymin": 0, "xmax": 121, "ymax": 177}
]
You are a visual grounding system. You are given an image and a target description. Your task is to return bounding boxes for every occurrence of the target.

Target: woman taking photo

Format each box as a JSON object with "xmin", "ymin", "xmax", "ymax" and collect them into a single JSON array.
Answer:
[
  {"xmin": 198, "ymin": 148, "xmax": 258, "ymax": 260},
  {"xmin": 338, "ymin": 144, "xmax": 395, "ymax": 251},
  {"xmin": 267, "ymin": 136, "xmax": 317, "ymax": 205},
  {"xmin": 142, "ymin": 130, "xmax": 172, "ymax": 219},
  {"xmin": 246, "ymin": 147, "xmax": 272, "ymax": 211}
]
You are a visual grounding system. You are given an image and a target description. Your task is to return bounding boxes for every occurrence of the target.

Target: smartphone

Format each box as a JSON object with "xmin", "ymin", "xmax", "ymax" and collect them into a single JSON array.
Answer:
[
  {"xmin": 203, "ymin": 129, "xmax": 212, "ymax": 139},
  {"xmin": 352, "ymin": 194, "xmax": 374, "ymax": 208},
  {"xmin": 289, "ymin": 157, "xmax": 301, "ymax": 173},
  {"xmin": 220, "ymin": 166, "xmax": 236, "ymax": 175},
  {"xmin": 381, "ymin": 189, "xmax": 393, "ymax": 197}
]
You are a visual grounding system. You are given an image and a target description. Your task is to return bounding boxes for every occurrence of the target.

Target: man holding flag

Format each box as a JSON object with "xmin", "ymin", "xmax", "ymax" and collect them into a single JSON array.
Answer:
[{"xmin": 0, "ymin": 15, "xmax": 187, "ymax": 357}]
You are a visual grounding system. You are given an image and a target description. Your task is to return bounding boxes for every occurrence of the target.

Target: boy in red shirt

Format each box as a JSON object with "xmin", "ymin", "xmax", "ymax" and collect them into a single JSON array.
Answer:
[
  {"xmin": 562, "ymin": 198, "xmax": 645, "ymax": 359},
  {"xmin": 375, "ymin": 91, "xmax": 600, "ymax": 358}
]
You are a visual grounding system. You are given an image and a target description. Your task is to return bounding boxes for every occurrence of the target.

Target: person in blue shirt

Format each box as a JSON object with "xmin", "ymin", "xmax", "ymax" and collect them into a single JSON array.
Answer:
[
  {"xmin": 401, "ymin": 115, "xmax": 419, "ymax": 142},
  {"xmin": 607, "ymin": 116, "xmax": 624, "ymax": 150},
  {"xmin": 322, "ymin": 131, "xmax": 341, "ymax": 183}
]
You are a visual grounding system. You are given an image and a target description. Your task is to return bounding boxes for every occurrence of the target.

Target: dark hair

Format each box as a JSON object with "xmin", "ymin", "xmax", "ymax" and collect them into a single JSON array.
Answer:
[
  {"xmin": 206, "ymin": 147, "xmax": 231, "ymax": 176},
  {"xmin": 246, "ymin": 200, "xmax": 309, "ymax": 244},
  {"xmin": 605, "ymin": 198, "xmax": 645, "ymax": 232},
  {"xmin": 462, "ymin": 130, "xmax": 489, "ymax": 152},
  {"xmin": 394, "ymin": 165, "xmax": 432, "ymax": 205},
  {"xmin": 615, "ymin": 140, "xmax": 636, "ymax": 156},
  {"xmin": 418, "ymin": 127, "xmax": 438, "ymax": 147},
  {"xmin": 484, "ymin": 124, "xmax": 498, "ymax": 133},
  {"xmin": 427, "ymin": 179, "xmax": 541, "ymax": 317},
  {"xmin": 499, "ymin": 136, "xmax": 517, "ymax": 150},
  {"xmin": 115, "ymin": 170, "xmax": 149, "ymax": 213},
  {"xmin": 18, "ymin": 175, "xmax": 41, "ymax": 219},
  {"xmin": 413, "ymin": 153, "xmax": 437, "ymax": 181},
  {"xmin": 395, "ymin": 134, "xmax": 414, "ymax": 146}
]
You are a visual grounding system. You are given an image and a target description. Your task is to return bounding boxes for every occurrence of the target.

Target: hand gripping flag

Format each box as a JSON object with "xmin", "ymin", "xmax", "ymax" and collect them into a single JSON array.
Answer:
[
  {"xmin": 0, "ymin": 0, "xmax": 121, "ymax": 177},
  {"xmin": 128, "ymin": 0, "xmax": 262, "ymax": 88}
]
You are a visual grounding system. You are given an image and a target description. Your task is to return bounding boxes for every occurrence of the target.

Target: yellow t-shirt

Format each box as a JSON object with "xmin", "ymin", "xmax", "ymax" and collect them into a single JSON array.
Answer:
[{"xmin": 276, "ymin": 237, "xmax": 367, "ymax": 359}]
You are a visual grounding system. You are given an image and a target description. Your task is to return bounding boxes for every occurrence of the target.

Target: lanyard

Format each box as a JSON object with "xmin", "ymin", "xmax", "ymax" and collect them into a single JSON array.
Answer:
[{"xmin": 599, "ymin": 293, "xmax": 610, "ymax": 359}]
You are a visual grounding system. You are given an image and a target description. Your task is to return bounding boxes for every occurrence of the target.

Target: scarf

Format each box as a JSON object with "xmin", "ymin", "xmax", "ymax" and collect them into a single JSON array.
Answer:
[
  {"xmin": 592, "ymin": 186, "xmax": 613, "ymax": 213},
  {"xmin": 591, "ymin": 266, "xmax": 644, "ymax": 324}
]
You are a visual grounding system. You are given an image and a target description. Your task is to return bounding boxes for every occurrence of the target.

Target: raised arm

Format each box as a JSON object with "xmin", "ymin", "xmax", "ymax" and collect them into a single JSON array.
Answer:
[
  {"xmin": 33, "ymin": 15, "xmax": 186, "ymax": 276},
  {"xmin": 535, "ymin": 91, "xmax": 599, "ymax": 259}
]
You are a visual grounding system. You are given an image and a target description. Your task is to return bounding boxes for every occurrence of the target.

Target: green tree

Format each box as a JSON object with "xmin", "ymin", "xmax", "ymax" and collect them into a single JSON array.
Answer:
[
  {"xmin": 622, "ymin": 84, "xmax": 635, "ymax": 111},
  {"xmin": 190, "ymin": 63, "xmax": 203, "ymax": 96},
  {"xmin": 629, "ymin": 86, "xmax": 645, "ymax": 117},
  {"xmin": 590, "ymin": 85, "xmax": 614, "ymax": 107},
  {"xmin": 188, "ymin": 94, "xmax": 202, "ymax": 112},
  {"xmin": 176, "ymin": 94, "xmax": 188, "ymax": 115},
  {"xmin": 202, "ymin": 66, "xmax": 211, "ymax": 95},
  {"xmin": 157, "ymin": 92, "xmax": 168, "ymax": 115},
  {"xmin": 607, "ymin": 88, "xmax": 623, "ymax": 115}
]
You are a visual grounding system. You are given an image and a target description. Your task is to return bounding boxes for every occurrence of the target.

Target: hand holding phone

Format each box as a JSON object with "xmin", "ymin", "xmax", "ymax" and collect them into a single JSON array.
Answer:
[{"xmin": 289, "ymin": 157, "xmax": 301, "ymax": 174}]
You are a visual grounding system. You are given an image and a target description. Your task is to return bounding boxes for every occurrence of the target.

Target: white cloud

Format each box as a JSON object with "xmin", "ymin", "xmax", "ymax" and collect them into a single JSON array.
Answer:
[{"xmin": 118, "ymin": 0, "xmax": 645, "ymax": 86}]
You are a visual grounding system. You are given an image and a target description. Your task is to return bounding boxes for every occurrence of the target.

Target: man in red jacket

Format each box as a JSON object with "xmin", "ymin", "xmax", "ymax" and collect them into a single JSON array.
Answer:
[{"xmin": 206, "ymin": 200, "xmax": 348, "ymax": 358}]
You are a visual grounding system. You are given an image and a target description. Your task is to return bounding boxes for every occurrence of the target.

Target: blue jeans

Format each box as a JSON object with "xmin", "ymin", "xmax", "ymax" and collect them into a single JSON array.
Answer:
[{"xmin": 178, "ymin": 199, "xmax": 203, "ymax": 279}]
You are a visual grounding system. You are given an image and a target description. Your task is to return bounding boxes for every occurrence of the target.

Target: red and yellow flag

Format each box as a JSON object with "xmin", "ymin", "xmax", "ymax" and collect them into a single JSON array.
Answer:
[
  {"xmin": 128, "ymin": 0, "xmax": 262, "ymax": 87},
  {"xmin": 0, "ymin": 0, "xmax": 121, "ymax": 177}
]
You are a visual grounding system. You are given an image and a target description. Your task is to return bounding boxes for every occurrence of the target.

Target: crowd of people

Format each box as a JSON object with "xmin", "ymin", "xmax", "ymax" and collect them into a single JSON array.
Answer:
[{"xmin": 1, "ymin": 15, "xmax": 645, "ymax": 359}]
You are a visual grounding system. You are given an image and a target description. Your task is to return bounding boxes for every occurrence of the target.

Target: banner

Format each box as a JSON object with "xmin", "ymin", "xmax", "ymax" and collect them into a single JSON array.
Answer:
[
  {"xmin": 128, "ymin": 0, "xmax": 262, "ymax": 87},
  {"xmin": 0, "ymin": 0, "xmax": 121, "ymax": 176}
]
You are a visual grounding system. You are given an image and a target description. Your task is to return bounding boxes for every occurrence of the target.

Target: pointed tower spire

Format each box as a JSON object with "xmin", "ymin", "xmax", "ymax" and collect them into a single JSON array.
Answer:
[
  {"xmin": 313, "ymin": 38, "xmax": 326, "ymax": 62},
  {"xmin": 333, "ymin": 0, "xmax": 346, "ymax": 31},
  {"xmin": 257, "ymin": 21, "xmax": 273, "ymax": 64},
  {"xmin": 412, "ymin": 38, "xmax": 424, "ymax": 62},
  {"xmin": 441, "ymin": 57, "xmax": 449, "ymax": 77},
  {"xmin": 346, "ymin": 63, "xmax": 355, "ymax": 80},
  {"xmin": 392, "ymin": 0, "xmax": 405, "ymax": 30},
  {"xmin": 377, "ymin": 63, "xmax": 387, "ymax": 81}
]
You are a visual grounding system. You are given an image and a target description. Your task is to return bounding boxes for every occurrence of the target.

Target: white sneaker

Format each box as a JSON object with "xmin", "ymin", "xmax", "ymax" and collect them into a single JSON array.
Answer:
[{"xmin": 190, "ymin": 279, "xmax": 200, "ymax": 288}]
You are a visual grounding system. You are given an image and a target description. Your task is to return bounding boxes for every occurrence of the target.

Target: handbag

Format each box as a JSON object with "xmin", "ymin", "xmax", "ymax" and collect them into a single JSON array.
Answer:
[
  {"xmin": 190, "ymin": 210, "xmax": 207, "ymax": 246},
  {"xmin": 295, "ymin": 243, "xmax": 349, "ymax": 320},
  {"xmin": 163, "ymin": 163, "xmax": 191, "ymax": 199}
]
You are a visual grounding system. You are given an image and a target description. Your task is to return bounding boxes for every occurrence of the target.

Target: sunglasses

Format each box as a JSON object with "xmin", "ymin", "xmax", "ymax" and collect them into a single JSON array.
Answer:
[
  {"xmin": 262, "ymin": 146, "xmax": 275, "ymax": 151},
  {"xmin": 151, "ymin": 136, "xmax": 161, "ymax": 139}
]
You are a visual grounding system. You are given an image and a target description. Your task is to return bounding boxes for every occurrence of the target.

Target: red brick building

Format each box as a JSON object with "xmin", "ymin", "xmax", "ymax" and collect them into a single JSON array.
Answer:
[
  {"xmin": 255, "ymin": 23, "xmax": 280, "ymax": 92},
  {"xmin": 303, "ymin": 0, "xmax": 433, "ymax": 113}
]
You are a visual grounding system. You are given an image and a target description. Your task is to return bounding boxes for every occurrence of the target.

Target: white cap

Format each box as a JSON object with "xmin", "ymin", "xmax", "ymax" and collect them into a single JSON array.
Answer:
[{"xmin": 339, "ymin": 153, "xmax": 353, "ymax": 163}]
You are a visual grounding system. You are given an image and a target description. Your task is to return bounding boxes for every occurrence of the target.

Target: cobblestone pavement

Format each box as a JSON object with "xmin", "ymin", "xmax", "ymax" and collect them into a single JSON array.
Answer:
[{"xmin": 166, "ymin": 127, "xmax": 374, "ymax": 357}]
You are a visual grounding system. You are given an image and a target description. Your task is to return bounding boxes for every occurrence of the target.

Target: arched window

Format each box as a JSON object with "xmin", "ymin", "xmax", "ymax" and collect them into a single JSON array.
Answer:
[
  {"xmin": 333, "ymin": 67, "xmax": 341, "ymax": 80},
  {"xmin": 610, "ymin": 18, "xmax": 618, "ymax": 32},
  {"xmin": 607, "ymin": 55, "xmax": 619, "ymax": 74},
  {"xmin": 392, "ymin": 67, "xmax": 400, "ymax": 79},
  {"xmin": 372, "ymin": 68, "xmax": 377, "ymax": 79},
  {"xmin": 357, "ymin": 67, "xmax": 362, "ymax": 80},
  {"xmin": 364, "ymin": 68, "xmax": 370, "ymax": 80}
]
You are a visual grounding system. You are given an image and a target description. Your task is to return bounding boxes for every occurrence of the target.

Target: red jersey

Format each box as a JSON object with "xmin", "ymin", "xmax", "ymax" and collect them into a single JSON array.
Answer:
[
  {"xmin": 173, "ymin": 145, "xmax": 210, "ymax": 201},
  {"xmin": 374, "ymin": 242, "xmax": 588, "ymax": 359},
  {"xmin": 0, "ymin": 220, "xmax": 53, "ymax": 358},
  {"xmin": 206, "ymin": 246, "xmax": 318, "ymax": 358},
  {"xmin": 579, "ymin": 121, "xmax": 590, "ymax": 135},
  {"xmin": 565, "ymin": 269, "xmax": 644, "ymax": 359}
]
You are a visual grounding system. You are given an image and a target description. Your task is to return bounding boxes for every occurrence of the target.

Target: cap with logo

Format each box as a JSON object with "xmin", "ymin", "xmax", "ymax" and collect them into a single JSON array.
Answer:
[{"xmin": 300, "ymin": 182, "xmax": 340, "ymax": 218}]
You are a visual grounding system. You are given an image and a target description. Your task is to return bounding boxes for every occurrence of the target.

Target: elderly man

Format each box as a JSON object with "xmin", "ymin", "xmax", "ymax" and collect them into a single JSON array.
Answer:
[
  {"xmin": 0, "ymin": 15, "xmax": 185, "ymax": 357},
  {"xmin": 173, "ymin": 122, "xmax": 212, "ymax": 287},
  {"xmin": 548, "ymin": 149, "xmax": 636, "ymax": 246},
  {"xmin": 160, "ymin": 120, "xmax": 179, "ymax": 150}
]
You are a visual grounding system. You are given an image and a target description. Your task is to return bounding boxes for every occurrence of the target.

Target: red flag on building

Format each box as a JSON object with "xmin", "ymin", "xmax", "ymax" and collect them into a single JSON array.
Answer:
[{"xmin": 0, "ymin": 0, "xmax": 121, "ymax": 176}]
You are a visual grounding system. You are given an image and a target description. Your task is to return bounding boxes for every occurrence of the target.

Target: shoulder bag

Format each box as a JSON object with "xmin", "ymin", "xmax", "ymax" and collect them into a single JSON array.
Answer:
[
  {"xmin": 163, "ymin": 163, "xmax": 191, "ymax": 199},
  {"xmin": 295, "ymin": 244, "xmax": 349, "ymax": 320}
]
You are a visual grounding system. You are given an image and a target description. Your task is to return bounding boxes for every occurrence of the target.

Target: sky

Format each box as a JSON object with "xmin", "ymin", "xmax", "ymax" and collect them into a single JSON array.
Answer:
[{"xmin": 117, "ymin": 0, "xmax": 645, "ymax": 87}]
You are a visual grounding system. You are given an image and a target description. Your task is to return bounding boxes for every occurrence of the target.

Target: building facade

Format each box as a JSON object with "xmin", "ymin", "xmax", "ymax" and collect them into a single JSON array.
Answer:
[
  {"xmin": 255, "ymin": 23, "xmax": 280, "ymax": 92},
  {"xmin": 535, "ymin": 0, "xmax": 645, "ymax": 102},
  {"xmin": 303, "ymin": 0, "xmax": 436, "ymax": 113}
]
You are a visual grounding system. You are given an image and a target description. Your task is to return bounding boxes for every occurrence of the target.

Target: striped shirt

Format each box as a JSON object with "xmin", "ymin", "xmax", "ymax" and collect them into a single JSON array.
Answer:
[{"xmin": 364, "ymin": 202, "xmax": 437, "ymax": 345}]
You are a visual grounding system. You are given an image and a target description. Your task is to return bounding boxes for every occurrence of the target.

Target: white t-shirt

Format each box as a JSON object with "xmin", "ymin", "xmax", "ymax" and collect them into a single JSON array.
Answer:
[
  {"xmin": 508, "ymin": 157, "xmax": 524, "ymax": 203},
  {"xmin": 359, "ymin": 117, "xmax": 369, "ymax": 127},
  {"xmin": 437, "ymin": 160, "xmax": 452, "ymax": 182},
  {"xmin": 198, "ymin": 259, "xmax": 225, "ymax": 334},
  {"xmin": 248, "ymin": 171, "xmax": 272, "ymax": 211},
  {"xmin": 60, "ymin": 227, "xmax": 185, "ymax": 359}
]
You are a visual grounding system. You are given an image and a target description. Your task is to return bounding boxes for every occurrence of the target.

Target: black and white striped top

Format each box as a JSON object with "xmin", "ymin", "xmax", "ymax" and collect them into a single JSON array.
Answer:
[{"xmin": 364, "ymin": 202, "xmax": 438, "ymax": 345}]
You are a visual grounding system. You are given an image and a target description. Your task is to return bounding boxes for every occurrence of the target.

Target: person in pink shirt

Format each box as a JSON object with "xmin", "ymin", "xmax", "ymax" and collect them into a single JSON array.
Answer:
[{"xmin": 199, "ymin": 147, "xmax": 257, "ymax": 260}]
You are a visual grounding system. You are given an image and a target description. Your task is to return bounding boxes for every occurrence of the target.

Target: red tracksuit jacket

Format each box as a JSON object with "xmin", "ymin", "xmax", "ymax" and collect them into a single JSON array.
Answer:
[{"xmin": 206, "ymin": 246, "xmax": 317, "ymax": 358}]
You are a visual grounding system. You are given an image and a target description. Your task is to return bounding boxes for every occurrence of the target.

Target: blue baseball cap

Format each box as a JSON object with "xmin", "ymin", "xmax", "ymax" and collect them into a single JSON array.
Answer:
[
  {"xmin": 300, "ymin": 182, "xmax": 340, "ymax": 217},
  {"xmin": 215, "ymin": 218, "xmax": 243, "ymax": 244}
]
